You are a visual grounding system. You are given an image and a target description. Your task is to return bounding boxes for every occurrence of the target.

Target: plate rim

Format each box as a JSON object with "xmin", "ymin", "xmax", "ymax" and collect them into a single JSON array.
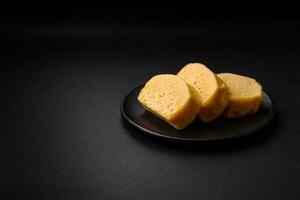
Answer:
[{"xmin": 121, "ymin": 82, "xmax": 275, "ymax": 142}]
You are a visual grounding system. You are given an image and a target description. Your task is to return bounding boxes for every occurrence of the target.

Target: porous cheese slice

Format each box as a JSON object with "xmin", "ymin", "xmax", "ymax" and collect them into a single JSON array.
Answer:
[
  {"xmin": 217, "ymin": 73, "xmax": 263, "ymax": 118},
  {"xmin": 177, "ymin": 63, "xmax": 229, "ymax": 122},
  {"xmin": 138, "ymin": 74, "xmax": 200, "ymax": 130}
]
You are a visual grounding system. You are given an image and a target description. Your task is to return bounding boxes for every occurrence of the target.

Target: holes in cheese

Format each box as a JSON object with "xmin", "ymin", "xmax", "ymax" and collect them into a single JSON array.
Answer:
[
  {"xmin": 138, "ymin": 74, "xmax": 200, "ymax": 130},
  {"xmin": 217, "ymin": 73, "xmax": 263, "ymax": 118},
  {"xmin": 177, "ymin": 63, "xmax": 229, "ymax": 122}
]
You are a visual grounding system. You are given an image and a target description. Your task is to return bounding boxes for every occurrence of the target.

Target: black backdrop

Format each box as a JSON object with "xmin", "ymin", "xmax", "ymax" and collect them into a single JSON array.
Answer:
[{"xmin": 1, "ymin": 8, "xmax": 300, "ymax": 200}]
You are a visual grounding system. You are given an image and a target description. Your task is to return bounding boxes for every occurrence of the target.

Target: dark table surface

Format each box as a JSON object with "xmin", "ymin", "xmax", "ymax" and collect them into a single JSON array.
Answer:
[{"xmin": 1, "ymin": 12, "xmax": 300, "ymax": 199}]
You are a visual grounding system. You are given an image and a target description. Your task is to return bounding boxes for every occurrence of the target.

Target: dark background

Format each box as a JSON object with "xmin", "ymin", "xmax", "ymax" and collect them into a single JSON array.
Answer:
[{"xmin": 1, "ymin": 7, "xmax": 300, "ymax": 200}]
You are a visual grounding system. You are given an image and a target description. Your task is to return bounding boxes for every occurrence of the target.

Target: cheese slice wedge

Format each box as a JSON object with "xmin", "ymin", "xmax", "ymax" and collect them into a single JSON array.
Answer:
[
  {"xmin": 217, "ymin": 73, "xmax": 263, "ymax": 118},
  {"xmin": 138, "ymin": 74, "xmax": 200, "ymax": 129},
  {"xmin": 177, "ymin": 63, "xmax": 229, "ymax": 122}
]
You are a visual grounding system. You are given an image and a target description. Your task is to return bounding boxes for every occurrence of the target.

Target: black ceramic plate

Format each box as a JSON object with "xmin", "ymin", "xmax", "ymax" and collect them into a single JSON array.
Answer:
[{"xmin": 121, "ymin": 83, "xmax": 275, "ymax": 141}]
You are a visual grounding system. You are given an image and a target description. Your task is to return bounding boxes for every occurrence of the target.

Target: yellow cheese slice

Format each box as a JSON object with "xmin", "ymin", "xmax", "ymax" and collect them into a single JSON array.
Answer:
[
  {"xmin": 217, "ymin": 73, "xmax": 263, "ymax": 118},
  {"xmin": 138, "ymin": 74, "xmax": 200, "ymax": 130},
  {"xmin": 177, "ymin": 63, "xmax": 229, "ymax": 122}
]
